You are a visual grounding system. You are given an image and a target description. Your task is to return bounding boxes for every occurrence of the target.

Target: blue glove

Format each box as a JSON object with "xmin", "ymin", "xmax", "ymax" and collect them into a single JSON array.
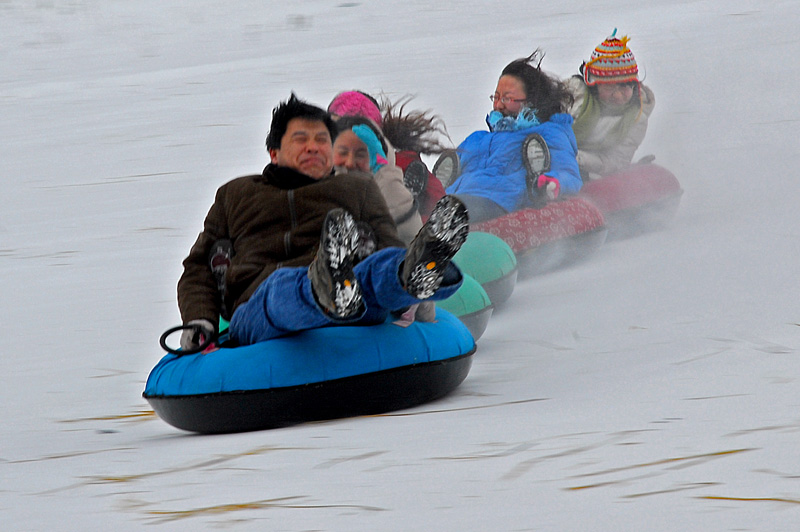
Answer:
[
  {"xmin": 351, "ymin": 124, "xmax": 387, "ymax": 174},
  {"xmin": 516, "ymin": 107, "xmax": 541, "ymax": 129},
  {"xmin": 486, "ymin": 110, "xmax": 513, "ymax": 132}
]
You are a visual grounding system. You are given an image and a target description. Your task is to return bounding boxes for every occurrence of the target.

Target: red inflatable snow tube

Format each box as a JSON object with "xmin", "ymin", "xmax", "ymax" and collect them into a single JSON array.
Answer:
[
  {"xmin": 471, "ymin": 197, "xmax": 607, "ymax": 275},
  {"xmin": 579, "ymin": 163, "xmax": 683, "ymax": 237}
]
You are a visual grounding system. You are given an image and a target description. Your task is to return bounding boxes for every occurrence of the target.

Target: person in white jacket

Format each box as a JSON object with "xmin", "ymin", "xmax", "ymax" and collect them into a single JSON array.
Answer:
[
  {"xmin": 332, "ymin": 115, "xmax": 423, "ymax": 244},
  {"xmin": 568, "ymin": 30, "xmax": 656, "ymax": 181}
]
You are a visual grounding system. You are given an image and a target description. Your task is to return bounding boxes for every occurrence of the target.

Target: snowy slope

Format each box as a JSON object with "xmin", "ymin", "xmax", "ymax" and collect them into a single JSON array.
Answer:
[{"xmin": 2, "ymin": 1, "xmax": 799, "ymax": 530}]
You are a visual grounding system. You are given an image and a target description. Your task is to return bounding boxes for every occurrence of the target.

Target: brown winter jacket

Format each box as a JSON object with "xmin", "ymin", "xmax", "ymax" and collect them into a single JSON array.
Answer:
[{"xmin": 177, "ymin": 164, "xmax": 404, "ymax": 328}]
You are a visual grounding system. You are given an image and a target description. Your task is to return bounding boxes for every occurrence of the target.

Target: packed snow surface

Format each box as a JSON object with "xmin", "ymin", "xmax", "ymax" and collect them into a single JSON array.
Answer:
[{"xmin": 2, "ymin": 1, "xmax": 799, "ymax": 530}]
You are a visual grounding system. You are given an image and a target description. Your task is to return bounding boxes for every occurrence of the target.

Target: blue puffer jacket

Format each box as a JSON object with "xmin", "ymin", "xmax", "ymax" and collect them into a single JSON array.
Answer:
[{"xmin": 446, "ymin": 113, "xmax": 582, "ymax": 213}]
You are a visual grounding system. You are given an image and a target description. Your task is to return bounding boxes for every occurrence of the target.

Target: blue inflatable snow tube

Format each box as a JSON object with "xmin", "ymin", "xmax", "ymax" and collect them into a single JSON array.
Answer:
[{"xmin": 144, "ymin": 308, "xmax": 476, "ymax": 433}]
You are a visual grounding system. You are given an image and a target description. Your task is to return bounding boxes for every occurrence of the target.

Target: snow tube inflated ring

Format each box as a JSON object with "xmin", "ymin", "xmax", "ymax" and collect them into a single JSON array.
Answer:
[
  {"xmin": 453, "ymin": 231, "xmax": 518, "ymax": 306},
  {"xmin": 435, "ymin": 273, "xmax": 492, "ymax": 340},
  {"xmin": 144, "ymin": 308, "xmax": 475, "ymax": 434},
  {"xmin": 579, "ymin": 163, "xmax": 683, "ymax": 238},
  {"xmin": 471, "ymin": 197, "xmax": 608, "ymax": 276}
]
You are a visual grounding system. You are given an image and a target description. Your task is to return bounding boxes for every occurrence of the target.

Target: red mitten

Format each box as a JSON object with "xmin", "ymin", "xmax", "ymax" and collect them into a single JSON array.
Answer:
[{"xmin": 536, "ymin": 175, "xmax": 560, "ymax": 200}]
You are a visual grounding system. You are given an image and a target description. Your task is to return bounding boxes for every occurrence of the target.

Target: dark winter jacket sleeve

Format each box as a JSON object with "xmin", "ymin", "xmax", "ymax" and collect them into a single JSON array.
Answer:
[{"xmin": 177, "ymin": 186, "xmax": 230, "ymax": 329}]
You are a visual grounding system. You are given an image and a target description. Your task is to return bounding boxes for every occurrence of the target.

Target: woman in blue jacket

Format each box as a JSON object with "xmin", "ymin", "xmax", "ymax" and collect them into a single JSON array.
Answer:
[{"xmin": 447, "ymin": 50, "xmax": 582, "ymax": 222}]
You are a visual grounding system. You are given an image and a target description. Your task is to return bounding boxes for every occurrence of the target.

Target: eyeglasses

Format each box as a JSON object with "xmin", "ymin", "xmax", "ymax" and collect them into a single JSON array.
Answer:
[
  {"xmin": 490, "ymin": 95, "xmax": 527, "ymax": 105},
  {"xmin": 600, "ymin": 83, "xmax": 637, "ymax": 94}
]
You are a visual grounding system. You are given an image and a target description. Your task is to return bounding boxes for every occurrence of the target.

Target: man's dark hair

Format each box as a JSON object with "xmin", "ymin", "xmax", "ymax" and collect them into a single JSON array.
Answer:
[
  {"xmin": 266, "ymin": 93, "xmax": 338, "ymax": 151},
  {"xmin": 502, "ymin": 49, "xmax": 574, "ymax": 122}
]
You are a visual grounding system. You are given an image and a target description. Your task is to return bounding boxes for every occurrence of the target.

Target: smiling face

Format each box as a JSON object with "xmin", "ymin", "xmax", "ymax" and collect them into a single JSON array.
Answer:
[
  {"xmin": 492, "ymin": 75, "xmax": 528, "ymax": 117},
  {"xmin": 268, "ymin": 117, "xmax": 333, "ymax": 179},
  {"xmin": 332, "ymin": 129, "xmax": 371, "ymax": 173},
  {"xmin": 596, "ymin": 82, "xmax": 636, "ymax": 108}
]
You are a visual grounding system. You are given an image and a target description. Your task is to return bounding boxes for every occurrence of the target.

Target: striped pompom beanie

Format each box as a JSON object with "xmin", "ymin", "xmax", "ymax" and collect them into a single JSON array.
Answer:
[{"xmin": 582, "ymin": 29, "xmax": 639, "ymax": 85}]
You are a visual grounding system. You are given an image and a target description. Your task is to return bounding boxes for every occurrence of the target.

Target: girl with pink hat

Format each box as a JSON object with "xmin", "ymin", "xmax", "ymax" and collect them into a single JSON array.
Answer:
[{"xmin": 328, "ymin": 91, "xmax": 450, "ymax": 219}]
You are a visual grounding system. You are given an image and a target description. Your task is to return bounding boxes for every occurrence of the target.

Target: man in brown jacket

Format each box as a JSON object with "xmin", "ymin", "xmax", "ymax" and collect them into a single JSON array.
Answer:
[{"xmin": 178, "ymin": 94, "xmax": 468, "ymax": 348}]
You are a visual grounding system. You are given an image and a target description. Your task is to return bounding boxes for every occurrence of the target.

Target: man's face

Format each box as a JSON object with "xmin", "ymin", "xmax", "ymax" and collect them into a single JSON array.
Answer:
[{"xmin": 269, "ymin": 118, "xmax": 333, "ymax": 179}]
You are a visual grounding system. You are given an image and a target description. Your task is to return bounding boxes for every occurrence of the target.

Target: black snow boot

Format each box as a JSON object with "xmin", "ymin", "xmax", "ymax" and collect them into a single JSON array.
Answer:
[
  {"xmin": 431, "ymin": 149, "xmax": 461, "ymax": 188},
  {"xmin": 401, "ymin": 195, "xmax": 469, "ymax": 300},
  {"xmin": 308, "ymin": 208, "xmax": 365, "ymax": 319},
  {"xmin": 403, "ymin": 160, "xmax": 429, "ymax": 198}
]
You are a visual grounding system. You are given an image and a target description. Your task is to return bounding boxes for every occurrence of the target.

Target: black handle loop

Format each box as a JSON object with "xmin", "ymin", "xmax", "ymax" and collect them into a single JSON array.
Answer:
[
  {"xmin": 159, "ymin": 324, "xmax": 216, "ymax": 356},
  {"xmin": 432, "ymin": 149, "xmax": 461, "ymax": 189},
  {"xmin": 522, "ymin": 133, "xmax": 551, "ymax": 207}
]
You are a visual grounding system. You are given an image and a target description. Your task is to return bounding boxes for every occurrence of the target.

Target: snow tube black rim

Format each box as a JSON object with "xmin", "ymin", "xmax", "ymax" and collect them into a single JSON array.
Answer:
[
  {"xmin": 481, "ymin": 267, "xmax": 518, "ymax": 307},
  {"xmin": 144, "ymin": 350, "xmax": 475, "ymax": 434}
]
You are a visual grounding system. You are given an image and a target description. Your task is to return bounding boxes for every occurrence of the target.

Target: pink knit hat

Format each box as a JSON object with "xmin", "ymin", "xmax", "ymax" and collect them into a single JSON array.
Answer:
[{"xmin": 328, "ymin": 91, "xmax": 382, "ymax": 126}]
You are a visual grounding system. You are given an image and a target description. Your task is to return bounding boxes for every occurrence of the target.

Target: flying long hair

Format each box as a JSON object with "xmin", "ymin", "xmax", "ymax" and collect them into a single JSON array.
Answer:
[
  {"xmin": 501, "ymin": 49, "xmax": 574, "ymax": 122},
  {"xmin": 379, "ymin": 95, "xmax": 452, "ymax": 155}
]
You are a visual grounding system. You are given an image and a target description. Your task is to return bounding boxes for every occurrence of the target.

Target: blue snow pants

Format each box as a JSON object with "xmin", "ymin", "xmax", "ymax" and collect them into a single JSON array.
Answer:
[{"xmin": 229, "ymin": 247, "xmax": 463, "ymax": 345}]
